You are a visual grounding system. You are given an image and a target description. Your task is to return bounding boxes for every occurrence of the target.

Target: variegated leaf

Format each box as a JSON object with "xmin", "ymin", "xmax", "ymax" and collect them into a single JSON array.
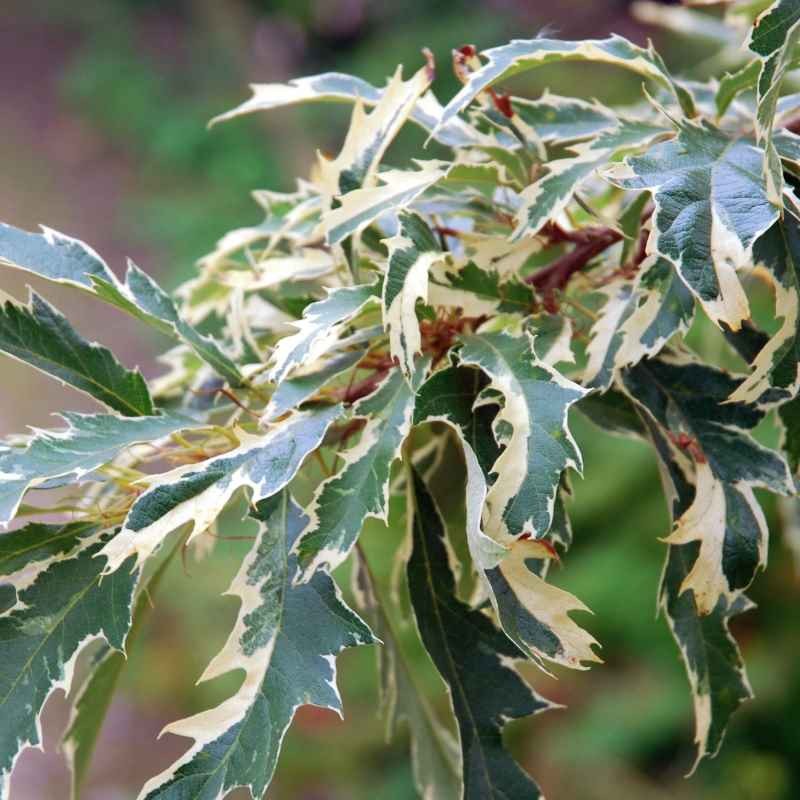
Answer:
[
  {"xmin": 0, "ymin": 291, "xmax": 153, "ymax": 416},
  {"xmin": 414, "ymin": 364, "xmax": 599, "ymax": 672},
  {"xmin": 383, "ymin": 211, "xmax": 443, "ymax": 377},
  {"xmin": 0, "ymin": 412, "xmax": 194, "ymax": 528},
  {"xmin": 748, "ymin": 0, "xmax": 800, "ymax": 204},
  {"xmin": 211, "ymin": 70, "xmax": 482, "ymax": 148},
  {"xmin": 512, "ymin": 92, "xmax": 617, "ymax": 143},
  {"xmin": 435, "ymin": 34, "xmax": 695, "ymax": 137},
  {"xmin": 728, "ymin": 212, "xmax": 800, "ymax": 404},
  {"xmin": 607, "ymin": 120, "xmax": 779, "ymax": 329},
  {"xmin": 268, "ymin": 283, "xmax": 378, "ymax": 384},
  {"xmin": 322, "ymin": 160, "xmax": 450, "ymax": 245},
  {"xmin": 406, "ymin": 467, "xmax": 554, "ymax": 800},
  {"xmin": 317, "ymin": 65, "xmax": 431, "ymax": 196},
  {"xmin": 261, "ymin": 349, "xmax": 363, "ymax": 422},
  {"xmin": 63, "ymin": 538, "xmax": 177, "ymax": 798},
  {"xmin": 715, "ymin": 59, "xmax": 760, "ymax": 118},
  {"xmin": 459, "ymin": 323, "xmax": 586, "ymax": 541},
  {"xmin": 140, "ymin": 492, "xmax": 375, "ymax": 800},
  {"xmin": 584, "ymin": 256, "xmax": 694, "ymax": 390},
  {"xmin": 513, "ymin": 119, "xmax": 667, "ymax": 240},
  {"xmin": 0, "ymin": 530, "xmax": 137, "ymax": 796},
  {"xmin": 295, "ymin": 363, "xmax": 425, "ymax": 578},
  {"xmin": 429, "ymin": 259, "xmax": 535, "ymax": 318},
  {"xmin": 91, "ymin": 261, "xmax": 243, "ymax": 387},
  {"xmin": 622, "ymin": 357, "xmax": 793, "ymax": 614},
  {"xmin": 636, "ymin": 413, "xmax": 755, "ymax": 771},
  {"xmin": 0, "ymin": 222, "xmax": 243, "ymax": 386},
  {"xmin": 0, "ymin": 222, "xmax": 116, "ymax": 290},
  {"xmin": 101, "ymin": 404, "xmax": 342, "ymax": 572}
]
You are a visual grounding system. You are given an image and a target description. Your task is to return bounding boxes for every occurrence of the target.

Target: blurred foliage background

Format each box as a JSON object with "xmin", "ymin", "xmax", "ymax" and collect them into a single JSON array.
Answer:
[{"xmin": 1, "ymin": 1, "xmax": 799, "ymax": 798}]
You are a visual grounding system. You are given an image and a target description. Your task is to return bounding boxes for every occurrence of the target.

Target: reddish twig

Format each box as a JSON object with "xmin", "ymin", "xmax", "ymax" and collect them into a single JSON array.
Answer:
[{"xmin": 527, "ymin": 225, "xmax": 623, "ymax": 311}]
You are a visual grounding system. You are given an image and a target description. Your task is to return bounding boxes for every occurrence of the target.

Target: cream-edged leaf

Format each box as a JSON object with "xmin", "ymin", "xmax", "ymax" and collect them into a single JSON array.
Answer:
[
  {"xmin": 728, "ymin": 213, "xmax": 800, "ymax": 404},
  {"xmin": 0, "ymin": 412, "xmax": 195, "ymax": 529},
  {"xmin": 748, "ymin": 0, "xmax": 800, "ymax": 205},
  {"xmin": 317, "ymin": 65, "xmax": 431, "ymax": 196},
  {"xmin": 268, "ymin": 283, "xmax": 378, "ymax": 384},
  {"xmin": 414, "ymin": 365, "xmax": 598, "ymax": 671},
  {"xmin": 140, "ymin": 492, "xmax": 375, "ymax": 800},
  {"xmin": 459, "ymin": 326, "xmax": 586, "ymax": 540},
  {"xmin": 513, "ymin": 119, "xmax": 667, "ymax": 240},
  {"xmin": 212, "ymin": 70, "xmax": 482, "ymax": 148},
  {"xmin": 101, "ymin": 404, "xmax": 342, "ymax": 572},
  {"xmin": 383, "ymin": 212, "xmax": 443, "ymax": 377},
  {"xmin": 0, "ymin": 530, "xmax": 137, "ymax": 797},
  {"xmin": 295, "ymin": 363, "xmax": 426, "ymax": 578},
  {"xmin": 435, "ymin": 34, "xmax": 695, "ymax": 137},
  {"xmin": 322, "ymin": 160, "xmax": 450, "ymax": 245},
  {"xmin": 623, "ymin": 357, "xmax": 793, "ymax": 614},
  {"xmin": 0, "ymin": 291, "xmax": 154, "ymax": 417},
  {"xmin": 406, "ymin": 467, "xmax": 554, "ymax": 800},
  {"xmin": 608, "ymin": 121, "xmax": 779, "ymax": 329}
]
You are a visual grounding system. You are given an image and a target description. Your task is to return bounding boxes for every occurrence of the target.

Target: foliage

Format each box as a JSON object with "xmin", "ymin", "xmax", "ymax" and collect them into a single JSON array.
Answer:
[{"xmin": 2, "ymin": 3, "xmax": 800, "ymax": 798}]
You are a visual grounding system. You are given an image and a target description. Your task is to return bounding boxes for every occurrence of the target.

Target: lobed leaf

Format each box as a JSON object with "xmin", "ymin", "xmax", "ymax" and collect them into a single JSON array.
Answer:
[
  {"xmin": 140, "ymin": 492, "xmax": 374, "ymax": 800},
  {"xmin": 0, "ymin": 531, "xmax": 138, "ymax": 796},
  {"xmin": 101, "ymin": 404, "xmax": 342, "ymax": 572},
  {"xmin": 0, "ymin": 291, "xmax": 153, "ymax": 416},
  {"xmin": 0, "ymin": 412, "xmax": 195, "ymax": 529},
  {"xmin": 406, "ymin": 467, "xmax": 554, "ymax": 800}
]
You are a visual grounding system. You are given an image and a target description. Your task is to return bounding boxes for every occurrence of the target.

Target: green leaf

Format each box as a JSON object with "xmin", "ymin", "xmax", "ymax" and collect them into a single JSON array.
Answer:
[
  {"xmin": 622, "ymin": 356, "xmax": 793, "ymax": 615},
  {"xmin": 101, "ymin": 404, "xmax": 342, "ymax": 573},
  {"xmin": 383, "ymin": 211, "xmax": 443, "ymax": 377},
  {"xmin": 62, "ymin": 538, "xmax": 178, "ymax": 798},
  {"xmin": 406, "ymin": 467, "xmax": 553, "ymax": 800},
  {"xmin": 748, "ymin": 0, "xmax": 800, "ymax": 204},
  {"xmin": 0, "ymin": 223, "xmax": 116, "ymax": 290},
  {"xmin": 211, "ymin": 70, "xmax": 481, "ymax": 148},
  {"xmin": 728, "ymin": 212, "xmax": 800, "ymax": 404},
  {"xmin": 512, "ymin": 119, "xmax": 667, "ymax": 240},
  {"xmin": 295, "ymin": 363, "xmax": 426, "ymax": 578},
  {"xmin": 435, "ymin": 34, "xmax": 696, "ymax": 137},
  {"xmin": 268, "ymin": 283, "xmax": 378, "ymax": 384},
  {"xmin": 635, "ymin": 413, "xmax": 755, "ymax": 771},
  {"xmin": 0, "ymin": 291, "xmax": 153, "ymax": 416},
  {"xmin": 140, "ymin": 492, "xmax": 375, "ymax": 800},
  {"xmin": 91, "ymin": 262, "xmax": 243, "ymax": 387},
  {"xmin": 584, "ymin": 256, "xmax": 695, "ymax": 390},
  {"xmin": 0, "ymin": 412, "xmax": 195, "ymax": 528},
  {"xmin": 0, "ymin": 530, "xmax": 138, "ymax": 795},
  {"xmin": 458, "ymin": 324, "xmax": 586, "ymax": 540},
  {"xmin": 608, "ymin": 120, "xmax": 779, "ymax": 329},
  {"xmin": 261, "ymin": 349, "xmax": 363, "ymax": 422},
  {"xmin": 414, "ymin": 365, "xmax": 599, "ymax": 671},
  {"xmin": 322, "ymin": 160, "xmax": 450, "ymax": 245}
]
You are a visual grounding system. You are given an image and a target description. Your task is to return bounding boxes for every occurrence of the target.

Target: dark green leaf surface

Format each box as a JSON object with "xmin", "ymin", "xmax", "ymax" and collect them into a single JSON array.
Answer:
[
  {"xmin": 0, "ymin": 532, "xmax": 137, "ymax": 795},
  {"xmin": 141, "ymin": 493, "xmax": 374, "ymax": 800},
  {"xmin": 0, "ymin": 292, "xmax": 153, "ymax": 416},
  {"xmin": 407, "ymin": 467, "xmax": 551, "ymax": 800}
]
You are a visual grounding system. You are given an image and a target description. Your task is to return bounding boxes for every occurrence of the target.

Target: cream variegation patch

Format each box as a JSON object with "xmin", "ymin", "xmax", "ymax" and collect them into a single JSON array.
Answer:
[{"xmin": 663, "ymin": 463, "xmax": 766, "ymax": 615}]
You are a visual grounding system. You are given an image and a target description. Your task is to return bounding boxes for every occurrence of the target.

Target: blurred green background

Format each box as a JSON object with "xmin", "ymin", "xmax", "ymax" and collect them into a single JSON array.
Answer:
[{"xmin": 2, "ymin": 1, "xmax": 799, "ymax": 798}]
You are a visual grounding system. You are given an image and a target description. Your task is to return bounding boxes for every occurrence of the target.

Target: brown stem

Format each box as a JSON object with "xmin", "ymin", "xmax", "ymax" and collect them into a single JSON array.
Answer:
[{"xmin": 527, "ymin": 226, "xmax": 622, "ymax": 310}]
